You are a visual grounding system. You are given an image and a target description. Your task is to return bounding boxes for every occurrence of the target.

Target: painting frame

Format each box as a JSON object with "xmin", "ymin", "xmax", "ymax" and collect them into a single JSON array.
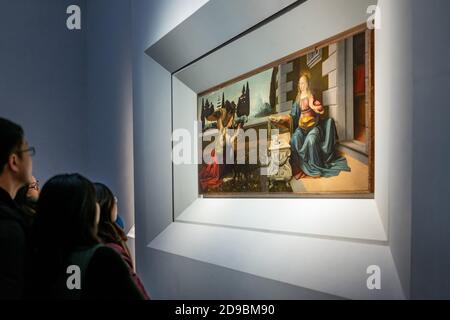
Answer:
[{"xmin": 197, "ymin": 23, "xmax": 375, "ymax": 199}]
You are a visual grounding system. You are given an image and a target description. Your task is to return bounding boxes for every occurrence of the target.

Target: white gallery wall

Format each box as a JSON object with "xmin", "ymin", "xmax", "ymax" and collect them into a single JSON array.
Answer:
[
  {"xmin": 130, "ymin": 0, "xmax": 450, "ymax": 299},
  {"xmin": 172, "ymin": 77, "xmax": 199, "ymax": 218},
  {"xmin": 2, "ymin": 0, "xmax": 448, "ymax": 300},
  {"xmin": 151, "ymin": 0, "xmax": 412, "ymax": 300},
  {"xmin": 132, "ymin": 0, "xmax": 341, "ymax": 299},
  {"xmin": 171, "ymin": 0, "xmax": 387, "ymax": 244},
  {"xmin": 375, "ymin": 0, "xmax": 450, "ymax": 299},
  {"xmin": 375, "ymin": 0, "xmax": 413, "ymax": 297}
]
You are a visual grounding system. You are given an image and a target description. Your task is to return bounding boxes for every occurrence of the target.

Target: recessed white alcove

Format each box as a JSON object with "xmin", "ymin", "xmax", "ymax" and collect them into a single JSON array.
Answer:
[{"xmin": 146, "ymin": 0, "xmax": 406, "ymax": 299}]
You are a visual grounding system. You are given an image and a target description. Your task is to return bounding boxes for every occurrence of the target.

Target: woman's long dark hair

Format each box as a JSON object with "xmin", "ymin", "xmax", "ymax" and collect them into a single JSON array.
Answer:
[
  {"xmin": 15, "ymin": 183, "xmax": 37, "ymax": 219},
  {"xmin": 31, "ymin": 174, "xmax": 99, "ymax": 293},
  {"xmin": 94, "ymin": 183, "xmax": 128, "ymax": 247}
]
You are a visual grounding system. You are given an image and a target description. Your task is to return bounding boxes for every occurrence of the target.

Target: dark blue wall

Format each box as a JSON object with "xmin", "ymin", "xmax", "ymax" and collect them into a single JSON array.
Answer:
[
  {"xmin": 85, "ymin": 0, "xmax": 134, "ymax": 232},
  {"xmin": 0, "ymin": 0, "xmax": 135, "ymax": 233},
  {"xmin": 0, "ymin": 0, "xmax": 88, "ymax": 182},
  {"xmin": 411, "ymin": 0, "xmax": 450, "ymax": 299}
]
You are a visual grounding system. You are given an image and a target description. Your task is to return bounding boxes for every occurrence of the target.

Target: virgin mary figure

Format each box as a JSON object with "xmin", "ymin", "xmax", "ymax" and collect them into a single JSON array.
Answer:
[{"xmin": 270, "ymin": 73, "xmax": 350, "ymax": 179}]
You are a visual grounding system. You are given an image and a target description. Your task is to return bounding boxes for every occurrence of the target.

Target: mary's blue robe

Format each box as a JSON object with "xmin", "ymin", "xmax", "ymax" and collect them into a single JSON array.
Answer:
[{"xmin": 289, "ymin": 102, "xmax": 351, "ymax": 178}]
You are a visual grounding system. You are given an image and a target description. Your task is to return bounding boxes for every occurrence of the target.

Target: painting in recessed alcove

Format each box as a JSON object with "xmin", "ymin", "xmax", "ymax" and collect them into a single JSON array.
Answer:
[{"xmin": 197, "ymin": 27, "xmax": 374, "ymax": 197}]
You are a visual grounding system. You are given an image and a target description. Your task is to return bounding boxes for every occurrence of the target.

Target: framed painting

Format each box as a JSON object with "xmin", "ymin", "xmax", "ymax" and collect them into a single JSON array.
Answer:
[{"xmin": 197, "ymin": 25, "xmax": 374, "ymax": 198}]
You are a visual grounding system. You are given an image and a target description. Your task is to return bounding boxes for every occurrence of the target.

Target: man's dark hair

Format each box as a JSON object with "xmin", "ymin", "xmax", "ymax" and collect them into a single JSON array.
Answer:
[{"xmin": 0, "ymin": 118, "xmax": 24, "ymax": 174}]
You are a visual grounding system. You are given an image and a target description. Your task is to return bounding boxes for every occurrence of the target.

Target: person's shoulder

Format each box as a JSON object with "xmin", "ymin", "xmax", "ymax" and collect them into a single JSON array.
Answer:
[
  {"xmin": 104, "ymin": 242, "xmax": 134, "ymax": 267},
  {"xmin": 0, "ymin": 216, "xmax": 26, "ymax": 250},
  {"xmin": 0, "ymin": 202, "xmax": 23, "ymax": 220},
  {"xmin": 0, "ymin": 203, "xmax": 28, "ymax": 230},
  {"xmin": 89, "ymin": 245, "xmax": 128, "ymax": 271},
  {"xmin": 104, "ymin": 242, "xmax": 126, "ymax": 255},
  {"xmin": 91, "ymin": 245, "xmax": 121, "ymax": 261},
  {"xmin": 86, "ymin": 245, "xmax": 130, "ymax": 282},
  {"xmin": 0, "ymin": 213, "xmax": 25, "ymax": 235},
  {"xmin": 0, "ymin": 202, "xmax": 13, "ymax": 217}
]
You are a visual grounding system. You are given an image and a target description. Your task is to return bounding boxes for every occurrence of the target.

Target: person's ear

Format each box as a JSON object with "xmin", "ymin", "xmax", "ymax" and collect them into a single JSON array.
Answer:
[
  {"xmin": 95, "ymin": 203, "xmax": 101, "ymax": 225},
  {"xmin": 8, "ymin": 153, "xmax": 20, "ymax": 173}
]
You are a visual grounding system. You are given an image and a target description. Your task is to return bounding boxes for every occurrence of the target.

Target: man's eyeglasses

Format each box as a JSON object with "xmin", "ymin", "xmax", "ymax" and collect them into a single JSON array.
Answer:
[
  {"xmin": 17, "ymin": 147, "xmax": 36, "ymax": 157},
  {"xmin": 29, "ymin": 180, "xmax": 40, "ymax": 191}
]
